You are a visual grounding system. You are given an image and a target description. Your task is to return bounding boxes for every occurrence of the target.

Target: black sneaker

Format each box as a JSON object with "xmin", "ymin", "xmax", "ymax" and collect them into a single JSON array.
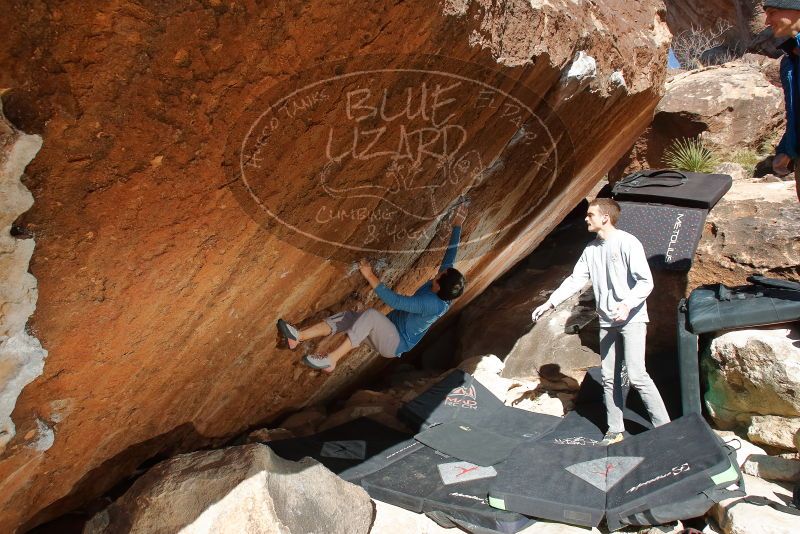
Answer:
[
  {"xmin": 599, "ymin": 431, "xmax": 624, "ymax": 446},
  {"xmin": 277, "ymin": 319, "xmax": 300, "ymax": 350}
]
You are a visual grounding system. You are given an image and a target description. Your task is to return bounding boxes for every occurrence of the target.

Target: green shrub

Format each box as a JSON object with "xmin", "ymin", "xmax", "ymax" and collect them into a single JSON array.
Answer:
[
  {"xmin": 662, "ymin": 137, "xmax": 719, "ymax": 173},
  {"xmin": 728, "ymin": 148, "xmax": 761, "ymax": 177},
  {"xmin": 760, "ymin": 130, "xmax": 782, "ymax": 155}
]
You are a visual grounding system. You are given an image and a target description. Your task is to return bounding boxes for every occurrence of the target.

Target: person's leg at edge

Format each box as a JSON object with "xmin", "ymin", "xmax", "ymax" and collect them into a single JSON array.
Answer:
[
  {"xmin": 795, "ymin": 161, "xmax": 800, "ymax": 203},
  {"xmin": 620, "ymin": 321, "xmax": 671, "ymax": 427},
  {"xmin": 599, "ymin": 326, "xmax": 625, "ymax": 436}
]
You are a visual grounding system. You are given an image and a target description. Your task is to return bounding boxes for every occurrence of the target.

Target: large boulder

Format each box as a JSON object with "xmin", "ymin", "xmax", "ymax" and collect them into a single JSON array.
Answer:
[
  {"xmin": 688, "ymin": 179, "xmax": 800, "ymax": 288},
  {"xmin": 660, "ymin": 65, "xmax": 783, "ymax": 152},
  {"xmin": 612, "ymin": 63, "xmax": 784, "ymax": 179},
  {"xmin": 0, "ymin": 1, "xmax": 671, "ymax": 530},
  {"xmin": 703, "ymin": 327, "xmax": 800, "ymax": 430},
  {"xmin": 84, "ymin": 444, "xmax": 373, "ymax": 534}
]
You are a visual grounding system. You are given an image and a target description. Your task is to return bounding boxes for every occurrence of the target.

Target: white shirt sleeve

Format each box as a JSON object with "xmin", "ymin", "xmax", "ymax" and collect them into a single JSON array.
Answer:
[
  {"xmin": 620, "ymin": 237, "xmax": 653, "ymax": 309},
  {"xmin": 548, "ymin": 249, "xmax": 591, "ymax": 308}
]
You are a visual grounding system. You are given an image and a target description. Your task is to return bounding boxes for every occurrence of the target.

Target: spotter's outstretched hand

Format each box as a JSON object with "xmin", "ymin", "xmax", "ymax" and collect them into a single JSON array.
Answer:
[{"xmin": 531, "ymin": 302, "xmax": 553, "ymax": 322}]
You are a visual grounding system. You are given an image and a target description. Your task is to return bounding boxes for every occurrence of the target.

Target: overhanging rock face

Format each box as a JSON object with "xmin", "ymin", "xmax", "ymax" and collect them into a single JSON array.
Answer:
[{"xmin": 0, "ymin": 1, "xmax": 670, "ymax": 530}]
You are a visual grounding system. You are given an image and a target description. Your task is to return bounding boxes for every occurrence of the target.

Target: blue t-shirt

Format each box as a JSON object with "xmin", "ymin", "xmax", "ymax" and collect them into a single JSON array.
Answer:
[{"xmin": 374, "ymin": 226, "xmax": 461, "ymax": 355}]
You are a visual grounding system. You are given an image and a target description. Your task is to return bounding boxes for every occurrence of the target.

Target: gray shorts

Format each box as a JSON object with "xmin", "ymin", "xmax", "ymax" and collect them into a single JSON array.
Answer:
[{"xmin": 324, "ymin": 309, "xmax": 401, "ymax": 358}]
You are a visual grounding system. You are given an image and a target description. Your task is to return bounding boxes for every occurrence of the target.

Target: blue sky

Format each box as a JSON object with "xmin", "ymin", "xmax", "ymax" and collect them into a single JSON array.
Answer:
[{"xmin": 668, "ymin": 48, "xmax": 680, "ymax": 68}]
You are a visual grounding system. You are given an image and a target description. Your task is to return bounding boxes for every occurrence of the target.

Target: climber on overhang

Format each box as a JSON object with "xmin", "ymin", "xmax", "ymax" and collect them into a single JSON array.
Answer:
[{"xmin": 277, "ymin": 203, "xmax": 467, "ymax": 373}]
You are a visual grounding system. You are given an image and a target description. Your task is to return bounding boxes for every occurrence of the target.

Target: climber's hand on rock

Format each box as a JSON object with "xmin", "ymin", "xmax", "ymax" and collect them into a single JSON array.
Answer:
[{"xmin": 358, "ymin": 259, "xmax": 374, "ymax": 278}]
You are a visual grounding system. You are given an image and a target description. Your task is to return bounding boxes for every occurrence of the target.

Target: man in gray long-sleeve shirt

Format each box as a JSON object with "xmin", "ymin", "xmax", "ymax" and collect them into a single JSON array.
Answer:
[{"xmin": 532, "ymin": 198, "xmax": 670, "ymax": 445}]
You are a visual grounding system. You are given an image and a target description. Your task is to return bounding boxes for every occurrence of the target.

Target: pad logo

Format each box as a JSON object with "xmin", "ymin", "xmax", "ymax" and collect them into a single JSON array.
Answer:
[
  {"xmin": 445, "ymin": 384, "xmax": 478, "ymax": 410},
  {"xmin": 553, "ymin": 436, "xmax": 600, "ymax": 446},
  {"xmin": 665, "ymin": 212, "xmax": 684, "ymax": 263},
  {"xmin": 320, "ymin": 440, "xmax": 367, "ymax": 460},
  {"xmin": 565, "ymin": 456, "xmax": 644, "ymax": 491},
  {"xmin": 625, "ymin": 462, "xmax": 691, "ymax": 494},
  {"xmin": 449, "ymin": 492, "xmax": 486, "ymax": 503},
  {"xmin": 438, "ymin": 462, "xmax": 497, "ymax": 485}
]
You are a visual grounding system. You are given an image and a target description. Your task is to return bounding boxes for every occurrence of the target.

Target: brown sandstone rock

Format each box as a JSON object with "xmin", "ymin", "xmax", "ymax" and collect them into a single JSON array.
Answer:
[
  {"xmin": 245, "ymin": 428, "xmax": 294, "ymax": 444},
  {"xmin": 278, "ymin": 407, "xmax": 327, "ymax": 438},
  {"xmin": 0, "ymin": 0, "xmax": 670, "ymax": 530},
  {"xmin": 83, "ymin": 444, "xmax": 374, "ymax": 534},
  {"xmin": 612, "ymin": 63, "xmax": 784, "ymax": 179},
  {"xmin": 317, "ymin": 406, "xmax": 409, "ymax": 434},
  {"xmin": 688, "ymin": 180, "xmax": 800, "ymax": 288}
]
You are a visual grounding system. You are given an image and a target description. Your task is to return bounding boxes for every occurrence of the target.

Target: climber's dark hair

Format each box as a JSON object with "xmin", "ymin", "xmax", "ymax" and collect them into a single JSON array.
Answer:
[{"xmin": 436, "ymin": 268, "xmax": 466, "ymax": 301}]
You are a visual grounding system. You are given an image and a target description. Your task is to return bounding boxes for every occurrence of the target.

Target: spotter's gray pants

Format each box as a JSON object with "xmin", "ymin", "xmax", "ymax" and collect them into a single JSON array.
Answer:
[
  {"xmin": 599, "ymin": 322, "xmax": 671, "ymax": 434},
  {"xmin": 324, "ymin": 309, "xmax": 401, "ymax": 358}
]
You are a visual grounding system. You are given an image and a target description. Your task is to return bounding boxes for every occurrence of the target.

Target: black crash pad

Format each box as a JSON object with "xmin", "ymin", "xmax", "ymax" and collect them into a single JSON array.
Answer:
[
  {"xmin": 414, "ymin": 407, "xmax": 561, "ymax": 466},
  {"xmin": 616, "ymin": 201, "xmax": 707, "ymax": 271},
  {"xmin": 488, "ymin": 432, "xmax": 608, "ymax": 527},
  {"xmin": 399, "ymin": 370, "xmax": 506, "ymax": 431},
  {"xmin": 265, "ymin": 417, "xmax": 414, "ymax": 482},
  {"xmin": 361, "ymin": 442, "xmax": 535, "ymax": 534},
  {"xmin": 488, "ymin": 413, "xmax": 744, "ymax": 531},
  {"xmin": 605, "ymin": 413, "xmax": 743, "ymax": 530}
]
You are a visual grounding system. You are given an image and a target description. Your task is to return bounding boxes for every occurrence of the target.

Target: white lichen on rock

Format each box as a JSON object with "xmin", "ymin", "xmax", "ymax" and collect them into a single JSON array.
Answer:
[
  {"xmin": 27, "ymin": 417, "xmax": 55, "ymax": 452},
  {"xmin": 0, "ymin": 101, "xmax": 47, "ymax": 454},
  {"xmin": 565, "ymin": 51, "xmax": 598, "ymax": 81},
  {"xmin": 609, "ymin": 70, "xmax": 627, "ymax": 89}
]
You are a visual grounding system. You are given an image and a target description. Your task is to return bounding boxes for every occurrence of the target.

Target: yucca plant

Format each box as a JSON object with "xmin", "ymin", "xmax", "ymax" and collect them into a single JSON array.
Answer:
[{"xmin": 662, "ymin": 137, "xmax": 719, "ymax": 173}]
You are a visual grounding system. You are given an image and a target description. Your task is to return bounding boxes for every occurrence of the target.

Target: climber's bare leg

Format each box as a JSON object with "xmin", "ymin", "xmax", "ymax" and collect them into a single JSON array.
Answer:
[{"xmin": 323, "ymin": 337, "xmax": 353, "ymax": 374}]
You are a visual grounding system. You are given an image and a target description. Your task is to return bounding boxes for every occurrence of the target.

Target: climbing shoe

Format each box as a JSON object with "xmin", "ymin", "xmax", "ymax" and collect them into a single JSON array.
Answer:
[
  {"xmin": 302, "ymin": 354, "xmax": 332, "ymax": 370},
  {"xmin": 277, "ymin": 319, "xmax": 300, "ymax": 349},
  {"xmin": 599, "ymin": 431, "xmax": 625, "ymax": 446}
]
